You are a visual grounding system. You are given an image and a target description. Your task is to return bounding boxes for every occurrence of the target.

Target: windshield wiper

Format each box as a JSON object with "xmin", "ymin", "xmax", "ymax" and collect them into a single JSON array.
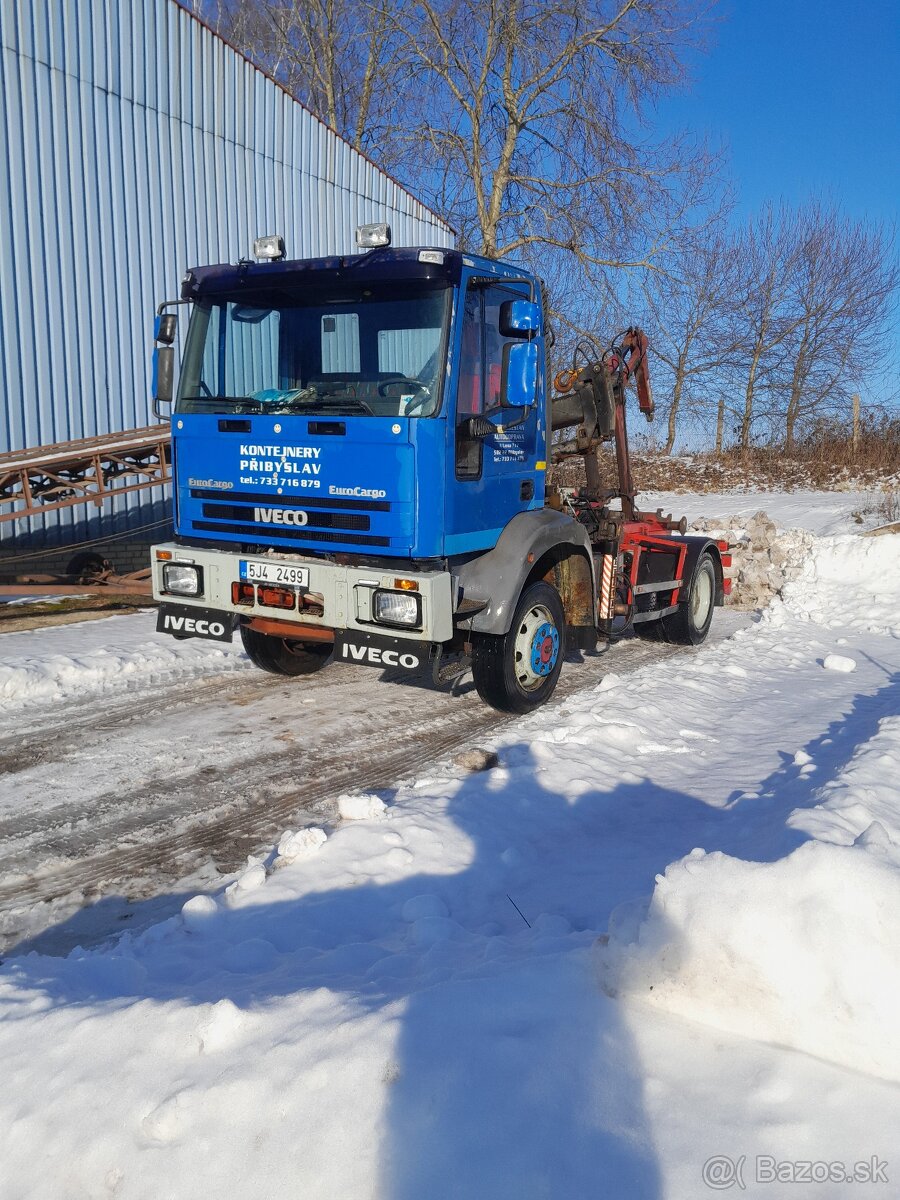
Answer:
[
  {"xmin": 288, "ymin": 397, "xmax": 374, "ymax": 416},
  {"xmin": 182, "ymin": 395, "xmax": 263, "ymax": 413}
]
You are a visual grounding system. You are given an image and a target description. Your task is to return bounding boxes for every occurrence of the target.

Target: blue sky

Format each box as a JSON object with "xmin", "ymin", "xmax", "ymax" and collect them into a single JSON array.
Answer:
[{"xmin": 666, "ymin": 0, "xmax": 900, "ymax": 225}]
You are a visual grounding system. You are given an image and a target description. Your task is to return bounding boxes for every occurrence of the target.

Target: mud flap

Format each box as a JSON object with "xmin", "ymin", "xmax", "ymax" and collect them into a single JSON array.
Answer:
[
  {"xmin": 156, "ymin": 603, "xmax": 234, "ymax": 642},
  {"xmin": 333, "ymin": 629, "xmax": 430, "ymax": 671}
]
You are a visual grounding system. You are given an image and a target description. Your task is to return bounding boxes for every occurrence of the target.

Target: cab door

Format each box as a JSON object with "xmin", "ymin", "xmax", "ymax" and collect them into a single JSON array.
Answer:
[{"xmin": 443, "ymin": 278, "xmax": 542, "ymax": 555}]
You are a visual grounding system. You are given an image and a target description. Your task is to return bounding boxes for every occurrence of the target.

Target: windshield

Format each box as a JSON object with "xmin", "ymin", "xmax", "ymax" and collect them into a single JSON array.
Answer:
[{"xmin": 176, "ymin": 283, "xmax": 451, "ymax": 418}]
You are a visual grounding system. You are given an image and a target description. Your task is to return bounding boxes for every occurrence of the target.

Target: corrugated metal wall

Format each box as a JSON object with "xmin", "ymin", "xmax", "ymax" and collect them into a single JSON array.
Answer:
[{"xmin": 0, "ymin": 0, "xmax": 452, "ymax": 546}]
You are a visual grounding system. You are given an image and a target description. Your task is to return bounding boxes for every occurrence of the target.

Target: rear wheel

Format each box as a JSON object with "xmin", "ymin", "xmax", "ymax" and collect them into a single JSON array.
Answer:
[
  {"xmin": 641, "ymin": 552, "xmax": 716, "ymax": 645},
  {"xmin": 471, "ymin": 581, "xmax": 565, "ymax": 714},
  {"xmin": 239, "ymin": 625, "xmax": 332, "ymax": 676}
]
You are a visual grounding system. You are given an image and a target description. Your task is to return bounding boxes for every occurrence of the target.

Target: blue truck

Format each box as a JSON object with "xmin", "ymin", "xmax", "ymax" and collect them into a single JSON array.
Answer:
[{"xmin": 151, "ymin": 225, "xmax": 728, "ymax": 713}]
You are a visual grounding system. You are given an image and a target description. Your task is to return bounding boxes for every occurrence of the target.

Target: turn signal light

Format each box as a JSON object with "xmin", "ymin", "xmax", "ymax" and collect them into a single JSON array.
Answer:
[
  {"xmin": 257, "ymin": 585, "xmax": 296, "ymax": 610},
  {"xmin": 156, "ymin": 550, "xmax": 173, "ymax": 561},
  {"xmin": 393, "ymin": 578, "xmax": 419, "ymax": 591},
  {"xmin": 232, "ymin": 582, "xmax": 255, "ymax": 606}
]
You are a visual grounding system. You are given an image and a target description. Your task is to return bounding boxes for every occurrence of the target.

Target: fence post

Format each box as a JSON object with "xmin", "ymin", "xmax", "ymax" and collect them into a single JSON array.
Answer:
[
  {"xmin": 852, "ymin": 394, "xmax": 860, "ymax": 460},
  {"xmin": 715, "ymin": 396, "xmax": 725, "ymax": 456}
]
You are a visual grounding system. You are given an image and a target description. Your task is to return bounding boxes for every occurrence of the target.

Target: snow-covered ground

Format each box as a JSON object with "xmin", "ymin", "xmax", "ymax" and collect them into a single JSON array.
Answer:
[
  {"xmin": 1, "ymin": 491, "xmax": 899, "ymax": 1199},
  {"xmin": 642, "ymin": 486, "xmax": 882, "ymax": 536},
  {"xmin": 0, "ymin": 611, "xmax": 250, "ymax": 710}
]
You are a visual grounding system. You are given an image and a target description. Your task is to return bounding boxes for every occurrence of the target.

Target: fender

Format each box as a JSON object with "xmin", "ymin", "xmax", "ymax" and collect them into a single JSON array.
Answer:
[
  {"xmin": 675, "ymin": 536, "xmax": 725, "ymax": 606},
  {"xmin": 454, "ymin": 509, "xmax": 597, "ymax": 636}
]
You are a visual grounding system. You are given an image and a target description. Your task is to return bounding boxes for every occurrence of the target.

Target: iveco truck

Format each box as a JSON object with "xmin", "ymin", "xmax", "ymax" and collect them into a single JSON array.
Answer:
[{"xmin": 151, "ymin": 225, "xmax": 728, "ymax": 713}]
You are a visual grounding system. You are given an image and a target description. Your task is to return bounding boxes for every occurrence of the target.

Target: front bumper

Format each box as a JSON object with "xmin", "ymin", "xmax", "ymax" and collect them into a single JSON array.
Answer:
[{"xmin": 150, "ymin": 543, "xmax": 455, "ymax": 643}]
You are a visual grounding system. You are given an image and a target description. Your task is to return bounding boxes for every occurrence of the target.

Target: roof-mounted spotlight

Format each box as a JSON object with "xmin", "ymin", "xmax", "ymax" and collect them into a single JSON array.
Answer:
[
  {"xmin": 253, "ymin": 234, "xmax": 286, "ymax": 261},
  {"xmin": 355, "ymin": 222, "xmax": 391, "ymax": 249}
]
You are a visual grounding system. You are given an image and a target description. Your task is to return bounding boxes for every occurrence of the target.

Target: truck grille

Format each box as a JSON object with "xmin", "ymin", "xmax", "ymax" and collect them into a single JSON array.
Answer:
[
  {"xmin": 192, "ymin": 520, "xmax": 390, "ymax": 547},
  {"xmin": 186, "ymin": 489, "xmax": 396, "ymax": 547},
  {"xmin": 200, "ymin": 502, "xmax": 370, "ymax": 531}
]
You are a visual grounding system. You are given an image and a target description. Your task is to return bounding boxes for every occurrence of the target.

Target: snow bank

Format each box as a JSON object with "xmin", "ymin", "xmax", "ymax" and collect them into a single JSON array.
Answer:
[
  {"xmin": 600, "ymin": 708, "xmax": 900, "ymax": 1083},
  {"xmin": 0, "ymin": 612, "xmax": 249, "ymax": 709},
  {"xmin": 599, "ymin": 840, "xmax": 900, "ymax": 1081},
  {"xmin": 779, "ymin": 532, "xmax": 900, "ymax": 635}
]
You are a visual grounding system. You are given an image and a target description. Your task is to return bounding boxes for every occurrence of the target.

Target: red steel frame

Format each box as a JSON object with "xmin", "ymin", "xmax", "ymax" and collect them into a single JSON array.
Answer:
[{"xmin": 621, "ymin": 527, "xmax": 690, "ymax": 605}]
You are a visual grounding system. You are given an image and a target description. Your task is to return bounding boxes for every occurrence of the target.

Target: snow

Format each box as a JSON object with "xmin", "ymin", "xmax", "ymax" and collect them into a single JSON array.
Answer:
[
  {"xmin": 338, "ymin": 792, "xmax": 388, "ymax": 821},
  {"xmin": 779, "ymin": 533, "xmax": 900, "ymax": 634},
  {"xmin": 599, "ymin": 838, "xmax": 900, "ymax": 1082},
  {"xmin": 0, "ymin": 497, "xmax": 899, "ymax": 1198},
  {"xmin": 824, "ymin": 652, "xmax": 857, "ymax": 672},
  {"xmin": 0, "ymin": 610, "xmax": 249, "ymax": 710},
  {"xmin": 275, "ymin": 826, "xmax": 328, "ymax": 864},
  {"xmin": 643, "ymin": 486, "xmax": 877, "ymax": 536}
]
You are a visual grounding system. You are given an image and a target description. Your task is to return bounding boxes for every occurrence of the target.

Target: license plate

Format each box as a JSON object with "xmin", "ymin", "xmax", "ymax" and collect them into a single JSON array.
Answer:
[{"xmin": 239, "ymin": 559, "xmax": 310, "ymax": 587}]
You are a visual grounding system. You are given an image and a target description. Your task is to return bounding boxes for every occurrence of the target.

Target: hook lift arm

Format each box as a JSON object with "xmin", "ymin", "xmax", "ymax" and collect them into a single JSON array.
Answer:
[{"xmin": 550, "ymin": 327, "xmax": 675, "ymax": 524}]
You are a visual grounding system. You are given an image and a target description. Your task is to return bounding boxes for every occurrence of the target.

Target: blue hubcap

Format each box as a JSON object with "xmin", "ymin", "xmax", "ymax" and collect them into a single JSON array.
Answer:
[{"xmin": 530, "ymin": 621, "xmax": 560, "ymax": 676}]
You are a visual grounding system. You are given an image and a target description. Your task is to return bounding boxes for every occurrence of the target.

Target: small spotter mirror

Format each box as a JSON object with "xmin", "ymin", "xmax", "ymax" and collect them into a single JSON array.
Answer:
[
  {"xmin": 499, "ymin": 299, "xmax": 540, "ymax": 338},
  {"xmin": 154, "ymin": 313, "xmax": 177, "ymax": 344}
]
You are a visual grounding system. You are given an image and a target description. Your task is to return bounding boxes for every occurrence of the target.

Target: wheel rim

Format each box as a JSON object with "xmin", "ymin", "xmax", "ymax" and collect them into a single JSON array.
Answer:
[
  {"xmin": 691, "ymin": 567, "xmax": 713, "ymax": 628},
  {"xmin": 514, "ymin": 603, "xmax": 560, "ymax": 692}
]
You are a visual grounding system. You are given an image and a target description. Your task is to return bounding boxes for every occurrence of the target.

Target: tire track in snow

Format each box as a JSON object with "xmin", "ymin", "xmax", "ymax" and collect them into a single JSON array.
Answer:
[{"xmin": 0, "ymin": 632, "xmax": 707, "ymax": 950}]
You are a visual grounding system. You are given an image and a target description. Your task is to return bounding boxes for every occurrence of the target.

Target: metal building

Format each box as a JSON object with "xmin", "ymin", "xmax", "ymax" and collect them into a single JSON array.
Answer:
[{"xmin": 0, "ymin": 0, "xmax": 452, "ymax": 550}]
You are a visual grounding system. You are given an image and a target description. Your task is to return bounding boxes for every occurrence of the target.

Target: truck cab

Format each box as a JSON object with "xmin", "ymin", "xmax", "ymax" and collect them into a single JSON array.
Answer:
[{"xmin": 152, "ymin": 228, "xmax": 726, "ymax": 712}]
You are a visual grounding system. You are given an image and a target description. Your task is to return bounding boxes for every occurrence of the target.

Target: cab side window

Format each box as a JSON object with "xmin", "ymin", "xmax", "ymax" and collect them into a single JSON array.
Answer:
[
  {"xmin": 484, "ymin": 286, "xmax": 524, "ymax": 407},
  {"xmin": 455, "ymin": 281, "xmax": 532, "ymax": 480}
]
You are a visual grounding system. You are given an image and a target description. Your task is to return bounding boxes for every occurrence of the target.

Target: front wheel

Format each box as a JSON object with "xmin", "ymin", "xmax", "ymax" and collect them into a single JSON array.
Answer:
[
  {"xmin": 471, "ymin": 582, "xmax": 566, "ymax": 714},
  {"xmin": 239, "ymin": 625, "xmax": 332, "ymax": 676}
]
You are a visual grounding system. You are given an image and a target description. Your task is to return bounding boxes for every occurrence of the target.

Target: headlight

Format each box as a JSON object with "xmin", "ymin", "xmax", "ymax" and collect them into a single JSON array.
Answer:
[
  {"xmin": 373, "ymin": 589, "xmax": 421, "ymax": 628},
  {"xmin": 163, "ymin": 563, "xmax": 203, "ymax": 597}
]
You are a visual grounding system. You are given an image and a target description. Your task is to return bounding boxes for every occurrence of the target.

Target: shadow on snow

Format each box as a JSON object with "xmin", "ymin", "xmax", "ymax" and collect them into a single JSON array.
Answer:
[{"xmin": 3, "ymin": 669, "xmax": 899, "ymax": 1196}]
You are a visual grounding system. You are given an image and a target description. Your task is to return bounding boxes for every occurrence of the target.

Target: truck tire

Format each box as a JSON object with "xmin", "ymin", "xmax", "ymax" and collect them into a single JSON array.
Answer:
[
  {"xmin": 471, "ymin": 581, "xmax": 565, "ymax": 714},
  {"xmin": 239, "ymin": 625, "xmax": 332, "ymax": 676},
  {"xmin": 642, "ymin": 551, "xmax": 716, "ymax": 645}
]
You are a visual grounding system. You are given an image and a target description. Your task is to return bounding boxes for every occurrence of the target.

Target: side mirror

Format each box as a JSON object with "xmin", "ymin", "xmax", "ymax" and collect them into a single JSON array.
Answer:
[
  {"xmin": 499, "ymin": 299, "xmax": 540, "ymax": 338},
  {"xmin": 154, "ymin": 313, "xmax": 178, "ymax": 345},
  {"xmin": 152, "ymin": 346, "xmax": 175, "ymax": 416},
  {"xmin": 501, "ymin": 341, "xmax": 539, "ymax": 408}
]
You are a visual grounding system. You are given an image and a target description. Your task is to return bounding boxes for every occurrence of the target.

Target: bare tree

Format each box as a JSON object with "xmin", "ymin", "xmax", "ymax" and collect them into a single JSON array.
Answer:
[
  {"xmin": 190, "ymin": 0, "xmax": 728, "ymax": 371},
  {"xmin": 396, "ymin": 0, "xmax": 720, "ymax": 276},
  {"xmin": 777, "ymin": 203, "xmax": 899, "ymax": 452},
  {"xmin": 640, "ymin": 221, "xmax": 743, "ymax": 452},
  {"xmin": 195, "ymin": 0, "xmax": 404, "ymax": 153},
  {"xmin": 729, "ymin": 206, "xmax": 807, "ymax": 453}
]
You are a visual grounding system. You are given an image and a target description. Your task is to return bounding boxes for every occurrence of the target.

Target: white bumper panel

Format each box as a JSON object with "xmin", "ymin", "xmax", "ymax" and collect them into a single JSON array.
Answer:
[{"xmin": 150, "ymin": 543, "xmax": 455, "ymax": 643}]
